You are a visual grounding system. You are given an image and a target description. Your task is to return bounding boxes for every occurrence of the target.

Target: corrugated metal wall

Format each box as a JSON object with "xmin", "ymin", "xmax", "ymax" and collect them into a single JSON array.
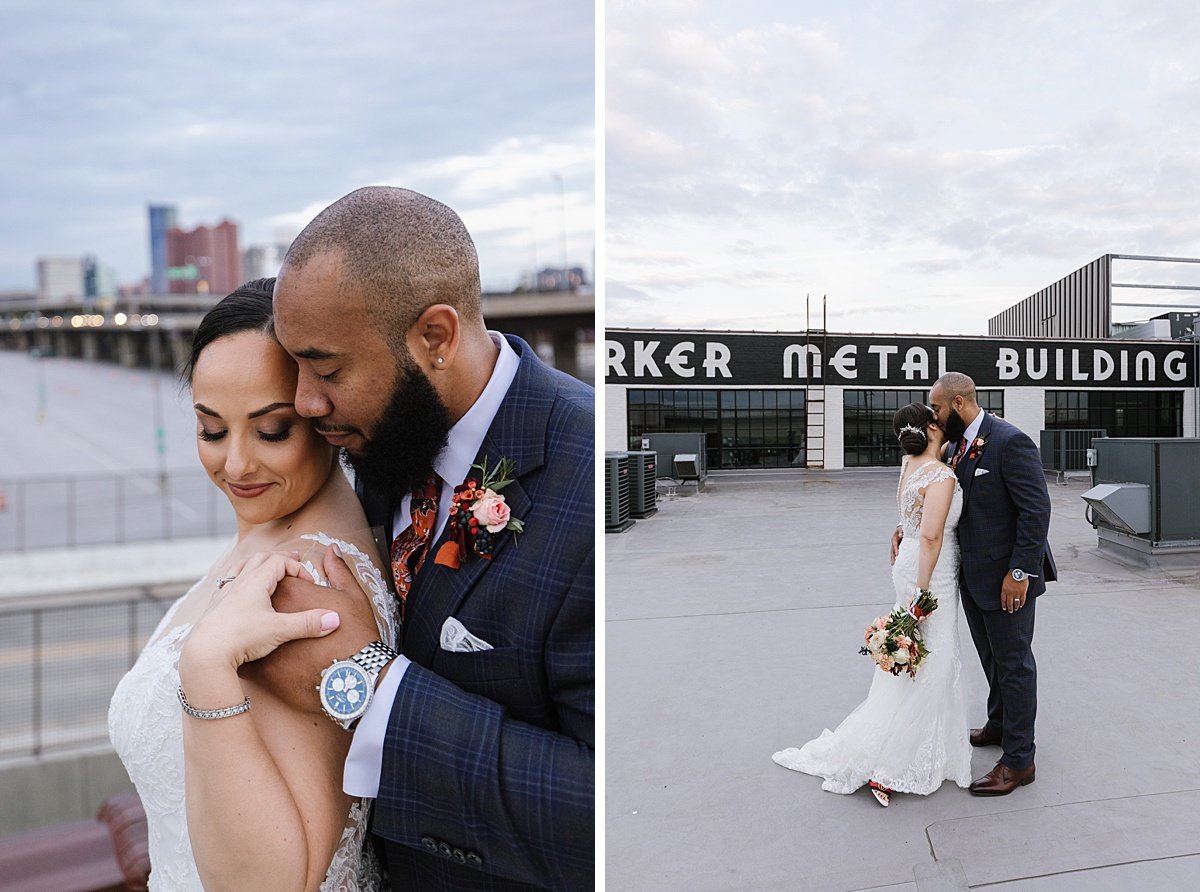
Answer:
[{"xmin": 988, "ymin": 255, "xmax": 1111, "ymax": 338}]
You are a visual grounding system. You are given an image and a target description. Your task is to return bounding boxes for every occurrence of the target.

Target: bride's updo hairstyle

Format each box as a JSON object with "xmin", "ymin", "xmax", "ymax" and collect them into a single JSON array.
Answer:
[
  {"xmin": 181, "ymin": 277, "xmax": 277, "ymax": 384},
  {"xmin": 893, "ymin": 402, "xmax": 935, "ymax": 456}
]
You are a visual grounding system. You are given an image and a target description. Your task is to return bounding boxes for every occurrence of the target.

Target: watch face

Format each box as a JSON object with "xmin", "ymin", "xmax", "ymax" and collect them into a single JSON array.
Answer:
[
  {"xmin": 319, "ymin": 661, "xmax": 372, "ymax": 720},
  {"xmin": 1011, "ymin": 569, "xmax": 1025, "ymax": 581}
]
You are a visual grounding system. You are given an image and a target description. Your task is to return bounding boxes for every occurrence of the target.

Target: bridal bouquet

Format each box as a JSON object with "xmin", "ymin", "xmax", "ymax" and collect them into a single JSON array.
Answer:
[{"xmin": 858, "ymin": 589, "xmax": 939, "ymax": 679}]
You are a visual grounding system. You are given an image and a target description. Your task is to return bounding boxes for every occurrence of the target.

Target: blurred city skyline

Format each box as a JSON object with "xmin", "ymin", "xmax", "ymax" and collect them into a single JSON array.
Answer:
[{"xmin": 0, "ymin": 1, "xmax": 594, "ymax": 294}]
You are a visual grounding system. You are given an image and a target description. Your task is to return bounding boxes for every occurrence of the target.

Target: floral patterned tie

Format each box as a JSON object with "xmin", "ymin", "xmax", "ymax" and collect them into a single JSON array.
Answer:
[
  {"xmin": 950, "ymin": 436, "xmax": 968, "ymax": 469},
  {"xmin": 390, "ymin": 475, "xmax": 442, "ymax": 620}
]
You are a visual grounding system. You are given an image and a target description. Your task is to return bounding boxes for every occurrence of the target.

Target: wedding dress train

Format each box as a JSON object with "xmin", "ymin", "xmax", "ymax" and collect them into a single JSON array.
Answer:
[
  {"xmin": 109, "ymin": 533, "xmax": 396, "ymax": 891},
  {"xmin": 772, "ymin": 460, "xmax": 972, "ymax": 795}
]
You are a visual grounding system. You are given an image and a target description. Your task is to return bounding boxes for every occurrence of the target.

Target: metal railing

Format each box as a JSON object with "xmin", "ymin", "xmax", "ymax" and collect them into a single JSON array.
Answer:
[
  {"xmin": 0, "ymin": 587, "xmax": 177, "ymax": 761},
  {"xmin": 1040, "ymin": 428, "xmax": 1107, "ymax": 481},
  {"xmin": 0, "ymin": 469, "xmax": 237, "ymax": 552}
]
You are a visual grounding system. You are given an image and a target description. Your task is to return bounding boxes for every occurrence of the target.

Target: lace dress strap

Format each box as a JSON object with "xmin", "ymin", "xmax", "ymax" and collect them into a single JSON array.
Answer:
[
  {"xmin": 898, "ymin": 460, "xmax": 957, "ymax": 535},
  {"xmin": 910, "ymin": 460, "xmax": 955, "ymax": 488}
]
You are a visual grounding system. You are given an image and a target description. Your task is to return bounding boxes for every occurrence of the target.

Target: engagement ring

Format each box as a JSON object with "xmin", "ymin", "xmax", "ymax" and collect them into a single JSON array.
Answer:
[{"xmin": 216, "ymin": 575, "xmax": 237, "ymax": 589}]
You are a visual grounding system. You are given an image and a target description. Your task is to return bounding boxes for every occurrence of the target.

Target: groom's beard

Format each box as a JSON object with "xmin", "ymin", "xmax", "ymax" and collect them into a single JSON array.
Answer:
[
  {"xmin": 943, "ymin": 408, "xmax": 967, "ymax": 444},
  {"xmin": 340, "ymin": 361, "xmax": 451, "ymax": 499}
]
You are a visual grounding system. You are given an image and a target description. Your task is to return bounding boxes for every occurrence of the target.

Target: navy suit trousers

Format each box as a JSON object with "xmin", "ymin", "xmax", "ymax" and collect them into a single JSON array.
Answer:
[{"xmin": 960, "ymin": 584, "xmax": 1037, "ymax": 769}]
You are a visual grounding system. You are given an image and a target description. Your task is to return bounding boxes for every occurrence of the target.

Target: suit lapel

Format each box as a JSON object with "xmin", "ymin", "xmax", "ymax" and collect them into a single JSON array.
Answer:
[
  {"xmin": 956, "ymin": 412, "xmax": 993, "ymax": 508},
  {"xmin": 399, "ymin": 337, "xmax": 552, "ymax": 664}
]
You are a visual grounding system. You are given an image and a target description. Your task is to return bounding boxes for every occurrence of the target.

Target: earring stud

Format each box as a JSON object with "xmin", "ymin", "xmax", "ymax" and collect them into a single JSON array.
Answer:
[{"xmin": 436, "ymin": 356, "xmax": 445, "ymax": 365}]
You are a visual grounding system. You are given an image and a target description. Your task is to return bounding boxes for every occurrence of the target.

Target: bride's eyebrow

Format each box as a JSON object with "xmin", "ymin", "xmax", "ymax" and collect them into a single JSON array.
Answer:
[
  {"xmin": 247, "ymin": 402, "xmax": 295, "ymax": 419},
  {"xmin": 193, "ymin": 402, "xmax": 294, "ymax": 420}
]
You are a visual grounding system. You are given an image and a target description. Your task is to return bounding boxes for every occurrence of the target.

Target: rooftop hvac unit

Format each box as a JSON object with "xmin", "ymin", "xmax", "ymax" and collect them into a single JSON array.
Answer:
[
  {"xmin": 626, "ymin": 451, "xmax": 658, "ymax": 519},
  {"xmin": 605, "ymin": 452, "xmax": 635, "ymax": 533},
  {"xmin": 673, "ymin": 453, "xmax": 701, "ymax": 481}
]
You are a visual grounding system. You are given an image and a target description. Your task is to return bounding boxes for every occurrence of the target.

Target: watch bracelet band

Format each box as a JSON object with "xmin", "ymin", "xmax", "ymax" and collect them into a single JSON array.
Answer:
[
  {"xmin": 178, "ymin": 686, "xmax": 251, "ymax": 720},
  {"xmin": 353, "ymin": 640, "xmax": 398, "ymax": 675}
]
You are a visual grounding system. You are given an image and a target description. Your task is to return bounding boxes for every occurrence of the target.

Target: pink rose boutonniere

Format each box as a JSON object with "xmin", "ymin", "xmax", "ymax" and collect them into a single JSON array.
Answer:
[{"xmin": 434, "ymin": 457, "xmax": 525, "ymax": 570}]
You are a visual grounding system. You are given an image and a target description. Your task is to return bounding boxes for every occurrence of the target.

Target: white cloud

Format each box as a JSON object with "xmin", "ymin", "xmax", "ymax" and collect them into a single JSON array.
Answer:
[
  {"xmin": 607, "ymin": 0, "xmax": 1200, "ymax": 336},
  {"xmin": 0, "ymin": 0, "xmax": 593, "ymax": 291}
]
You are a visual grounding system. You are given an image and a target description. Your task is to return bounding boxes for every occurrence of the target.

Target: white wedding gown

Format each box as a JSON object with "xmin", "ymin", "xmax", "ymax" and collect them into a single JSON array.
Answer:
[
  {"xmin": 772, "ymin": 459, "xmax": 972, "ymax": 795},
  {"xmin": 108, "ymin": 533, "xmax": 398, "ymax": 891}
]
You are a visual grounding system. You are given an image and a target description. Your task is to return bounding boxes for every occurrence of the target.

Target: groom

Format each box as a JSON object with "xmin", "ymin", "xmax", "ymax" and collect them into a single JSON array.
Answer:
[
  {"xmin": 268, "ymin": 186, "xmax": 594, "ymax": 889},
  {"xmin": 928, "ymin": 372, "xmax": 1055, "ymax": 796}
]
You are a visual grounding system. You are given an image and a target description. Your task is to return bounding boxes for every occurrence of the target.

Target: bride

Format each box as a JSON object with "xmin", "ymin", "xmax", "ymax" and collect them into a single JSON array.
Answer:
[
  {"xmin": 108, "ymin": 278, "xmax": 395, "ymax": 890},
  {"xmin": 772, "ymin": 402, "xmax": 971, "ymax": 806}
]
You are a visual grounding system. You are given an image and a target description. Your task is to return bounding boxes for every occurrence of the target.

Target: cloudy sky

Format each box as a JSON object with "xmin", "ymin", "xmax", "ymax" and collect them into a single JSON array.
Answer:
[
  {"xmin": 607, "ymin": 0, "xmax": 1200, "ymax": 335},
  {"xmin": 1, "ymin": 0, "xmax": 593, "ymax": 293}
]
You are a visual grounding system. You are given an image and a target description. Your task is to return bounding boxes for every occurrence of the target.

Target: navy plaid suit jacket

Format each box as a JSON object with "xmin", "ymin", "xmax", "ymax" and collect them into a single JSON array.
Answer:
[
  {"xmin": 360, "ymin": 336, "xmax": 594, "ymax": 891},
  {"xmin": 952, "ymin": 412, "xmax": 1056, "ymax": 608}
]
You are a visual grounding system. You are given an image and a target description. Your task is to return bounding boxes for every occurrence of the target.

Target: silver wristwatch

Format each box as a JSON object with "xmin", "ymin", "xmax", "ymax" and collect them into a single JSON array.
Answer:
[
  {"xmin": 1010, "ymin": 568, "xmax": 1026, "ymax": 582},
  {"xmin": 317, "ymin": 640, "xmax": 398, "ymax": 730}
]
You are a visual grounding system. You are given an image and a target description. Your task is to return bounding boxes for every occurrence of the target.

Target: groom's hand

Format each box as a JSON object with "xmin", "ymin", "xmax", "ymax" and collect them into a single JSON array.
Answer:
[
  {"xmin": 889, "ymin": 527, "xmax": 903, "ymax": 565},
  {"xmin": 1000, "ymin": 574, "xmax": 1029, "ymax": 613}
]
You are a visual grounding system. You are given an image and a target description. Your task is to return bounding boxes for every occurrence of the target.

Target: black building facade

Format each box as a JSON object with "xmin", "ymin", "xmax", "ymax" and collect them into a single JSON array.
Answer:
[{"xmin": 605, "ymin": 329, "xmax": 1198, "ymax": 470}]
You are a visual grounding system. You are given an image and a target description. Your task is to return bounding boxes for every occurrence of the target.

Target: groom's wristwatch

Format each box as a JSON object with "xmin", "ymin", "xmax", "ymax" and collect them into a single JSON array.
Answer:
[
  {"xmin": 1009, "ymin": 568, "xmax": 1039, "ymax": 582},
  {"xmin": 317, "ymin": 641, "xmax": 398, "ymax": 730}
]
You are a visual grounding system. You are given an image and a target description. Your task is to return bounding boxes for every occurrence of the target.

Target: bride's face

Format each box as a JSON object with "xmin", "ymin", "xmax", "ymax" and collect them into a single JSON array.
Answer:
[
  {"xmin": 191, "ymin": 331, "xmax": 335, "ymax": 529},
  {"xmin": 927, "ymin": 418, "xmax": 947, "ymax": 452}
]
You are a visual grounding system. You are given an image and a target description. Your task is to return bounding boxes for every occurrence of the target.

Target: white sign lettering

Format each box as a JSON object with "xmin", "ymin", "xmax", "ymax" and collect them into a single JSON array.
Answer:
[
  {"xmin": 830, "ymin": 344, "xmax": 857, "ymax": 379},
  {"xmin": 1165, "ymin": 350, "xmax": 1187, "ymax": 382},
  {"xmin": 704, "ymin": 341, "xmax": 732, "ymax": 378},
  {"xmin": 606, "ymin": 341, "xmax": 626, "ymax": 377},
  {"xmin": 783, "ymin": 344, "xmax": 821, "ymax": 379},
  {"xmin": 868, "ymin": 344, "xmax": 898, "ymax": 377},
  {"xmin": 664, "ymin": 341, "xmax": 694, "ymax": 378}
]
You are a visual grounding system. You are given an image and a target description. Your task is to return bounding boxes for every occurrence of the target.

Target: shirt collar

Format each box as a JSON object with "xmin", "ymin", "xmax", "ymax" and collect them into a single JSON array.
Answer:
[
  {"xmin": 961, "ymin": 408, "xmax": 985, "ymax": 444},
  {"xmin": 433, "ymin": 331, "xmax": 519, "ymax": 489}
]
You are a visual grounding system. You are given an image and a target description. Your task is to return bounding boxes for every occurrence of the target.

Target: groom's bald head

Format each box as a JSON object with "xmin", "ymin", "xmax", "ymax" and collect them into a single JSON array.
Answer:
[
  {"xmin": 930, "ymin": 371, "xmax": 980, "ymax": 441},
  {"xmin": 280, "ymin": 186, "xmax": 483, "ymax": 352},
  {"xmin": 933, "ymin": 372, "xmax": 977, "ymax": 406}
]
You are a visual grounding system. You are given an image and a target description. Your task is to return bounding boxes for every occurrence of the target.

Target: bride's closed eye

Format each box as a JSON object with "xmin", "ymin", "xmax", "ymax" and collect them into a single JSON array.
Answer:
[{"xmin": 198, "ymin": 427, "xmax": 293, "ymax": 443}]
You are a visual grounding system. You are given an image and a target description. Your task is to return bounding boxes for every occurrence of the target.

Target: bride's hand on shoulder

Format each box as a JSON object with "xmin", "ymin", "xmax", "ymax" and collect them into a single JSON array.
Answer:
[
  {"xmin": 182, "ymin": 554, "xmax": 338, "ymax": 673},
  {"xmin": 238, "ymin": 545, "xmax": 383, "ymax": 715}
]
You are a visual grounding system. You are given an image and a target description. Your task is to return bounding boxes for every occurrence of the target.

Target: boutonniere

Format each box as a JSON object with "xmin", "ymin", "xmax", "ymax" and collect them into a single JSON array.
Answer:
[
  {"xmin": 434, "ymin": 456, "xmax": 525, "ymax": 570},
  {"xmin": 968, "ymin": 436, "xmax": 987, "ymax": 460}
]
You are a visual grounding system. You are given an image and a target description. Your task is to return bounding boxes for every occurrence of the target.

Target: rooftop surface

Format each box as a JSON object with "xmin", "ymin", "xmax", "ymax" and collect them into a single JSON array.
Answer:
[{"xmin": 605, "ymin": 469, "xmax": 1199, "ymax": 891}]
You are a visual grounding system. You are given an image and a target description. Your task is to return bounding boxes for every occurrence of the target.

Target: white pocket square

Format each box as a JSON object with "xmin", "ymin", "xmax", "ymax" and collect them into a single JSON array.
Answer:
[
  {"xmin": 974, "ymin": 467, "xmax": 990, "ymax": 477},
  {"xmin": 440, "ymin": 617, "xmax": 494, "ymax": 653}
]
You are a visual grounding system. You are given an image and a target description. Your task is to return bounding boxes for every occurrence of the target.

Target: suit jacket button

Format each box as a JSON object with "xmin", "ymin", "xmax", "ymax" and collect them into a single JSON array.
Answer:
[
  {"xmin": 438, "ymin": 842, "xmax": 453, "ymax": 858},
  {"xmin": 467, "ymin": 851, "xmax": 482, "ymax": 866},
  {"xmin": 421, "ymin": 836, "xmax": 438, "ymax": 852},
  {"xmin": 452, "ymin": 847, "xmax": 467, "ymax": 864}
]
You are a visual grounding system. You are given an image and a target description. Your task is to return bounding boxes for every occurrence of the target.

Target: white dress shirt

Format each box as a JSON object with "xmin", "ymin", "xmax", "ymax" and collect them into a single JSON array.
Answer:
[
  {"xmin": 343, "ymin": 332, "xmax": 520, "ymax": 797},
  {"xmin": 959, "ymin": 408, "xmax": 985, "ymax": 455}
]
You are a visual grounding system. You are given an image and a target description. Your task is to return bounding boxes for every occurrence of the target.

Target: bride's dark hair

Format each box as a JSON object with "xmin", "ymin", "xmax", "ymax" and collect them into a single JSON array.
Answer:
[
  {"xmin": 181, "ymin": 277, "xmax": 277, "ymax": 384},
  {"xmin": 893, "ymin": 403, "xmax": 935, "ymax": 456}
]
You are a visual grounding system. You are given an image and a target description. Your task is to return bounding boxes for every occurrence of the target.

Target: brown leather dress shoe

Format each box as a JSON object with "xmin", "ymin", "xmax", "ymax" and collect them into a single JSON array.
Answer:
[
  {"xmin": 969, "ymin": 761, "xmax": 1035, "ymax": 796},
  {"xmin": 969, "ymin": 725, "xmax": 1003, "ymax": 747}
]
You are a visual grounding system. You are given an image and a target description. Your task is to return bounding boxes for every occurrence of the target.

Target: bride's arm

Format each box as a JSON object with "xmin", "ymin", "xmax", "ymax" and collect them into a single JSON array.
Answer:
[
  {"xmin": 914, "ymin": 476, "xmax": 954, "ymax": 592},
  {"xmin": 177, "ymin": 555, "xmax": 380, "ymax": 892}
]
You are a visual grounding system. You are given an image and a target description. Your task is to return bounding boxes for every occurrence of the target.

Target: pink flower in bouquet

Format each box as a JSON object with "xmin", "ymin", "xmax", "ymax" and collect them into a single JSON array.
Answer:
[
  {"xmin": 868, "ymin": 629, "xmax": 888, "ymax": 651},
  {"xmin": 471, "ymin": 489, "xmax": 511, "ymax": 532},
  {"xmin": 878, "ymin": 655, "xmax": 895, "ymax": 672}
]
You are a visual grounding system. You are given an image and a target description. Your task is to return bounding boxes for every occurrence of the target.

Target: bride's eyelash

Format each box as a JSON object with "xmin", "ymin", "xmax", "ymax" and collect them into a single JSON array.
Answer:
[
  {"xmin": 259, "ymin": 427, "xmax": 291, "ymax": 443},
  {"xmin": 199, "ymin": 428, "xmax": 291, "ymax": 443}
]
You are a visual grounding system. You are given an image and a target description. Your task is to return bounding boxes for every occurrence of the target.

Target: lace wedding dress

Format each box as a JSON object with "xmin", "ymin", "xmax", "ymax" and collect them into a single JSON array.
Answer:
[
  {"xmin": 772, "ymin": 460, "xmax": 972, "ymax": 795},
  {"xmin": 109, "ymin": 533, "xmax": 397, "ymax": 891}
]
